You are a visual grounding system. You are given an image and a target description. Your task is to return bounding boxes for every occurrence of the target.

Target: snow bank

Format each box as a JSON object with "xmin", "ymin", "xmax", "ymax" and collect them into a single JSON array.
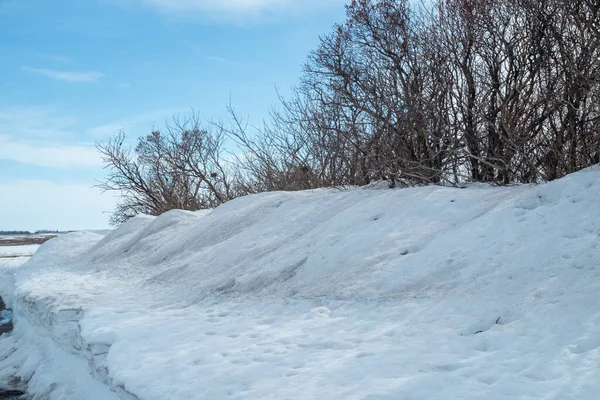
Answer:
[{"xmin": 2, "ymin": 168, "xmax": 600, "ymax": 399}]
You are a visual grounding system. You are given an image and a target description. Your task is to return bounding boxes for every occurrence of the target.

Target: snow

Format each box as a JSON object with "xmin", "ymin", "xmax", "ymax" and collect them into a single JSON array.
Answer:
[
  {"xmin": 0, "ymin": 245, "xmax": 39, "ymax": 258},
  {"xmin": 0, "ymin": 247, "xmax": 37, "ymax": 310},
  {"xmin": 1, "ymin": 167, "xmax": 600, "ymax": 399}
]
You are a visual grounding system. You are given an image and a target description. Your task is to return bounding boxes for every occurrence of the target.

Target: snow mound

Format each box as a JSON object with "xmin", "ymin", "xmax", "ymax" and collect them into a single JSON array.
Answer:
[{"xmin": 1, "ymin": 167, "xmax": 600, "ymax": 399}]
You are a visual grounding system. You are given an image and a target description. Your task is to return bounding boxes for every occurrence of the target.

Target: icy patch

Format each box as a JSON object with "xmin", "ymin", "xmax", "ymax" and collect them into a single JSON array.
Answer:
[{"xmin": 0, "ymin": 309, "xmax": 12, "ymax": 326}]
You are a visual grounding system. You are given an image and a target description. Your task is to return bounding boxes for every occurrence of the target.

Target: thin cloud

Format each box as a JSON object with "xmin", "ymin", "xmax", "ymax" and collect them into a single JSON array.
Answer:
[
  {"xmin": 0, "ymin": 135, "xmax": 102, "ymax": 168},
  {"xmin": 204, "ymin": 55, "xmax": 240, "ymax": 67},
  {"xmin": 140, "ymin": 0, "xmax": 344, "ymax": 18},
  {"xmin": 22, "ymin": 52, "xmax": 72, "ymax": 64},
  {"xmin": 0, "ymin": 180, "xmax": 117, "ymax": 231},
  {"xmin": 206, "ymin": 55, "xmax": 228, "ymax": 63},
  {"xmin": 0, "ymin": 105, "xmax": 77, "ymax": 138},
  {"xmin": 23, "ymin": 66, "xmax": 104, "ymax": 83},
  {"xmin": 87, "ymin": 108, "xmax": 187, "ymax": 137},
  {"xmin": 146, "ymin": 0, "xmax": 284, "ymax": 13}
]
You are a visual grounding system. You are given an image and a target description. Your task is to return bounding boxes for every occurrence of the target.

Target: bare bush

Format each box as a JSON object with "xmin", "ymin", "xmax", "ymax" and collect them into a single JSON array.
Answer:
[
  {"xmin": 99, "ymin": 0, "xmax": 600, "ymax": 224},
  {"xmin": 277, "ymin": 0, "xmax": 600, "ymax": 186},
  {"xmin": 97, "ymin": 114, "xmax": 245, "ymax": 225}
]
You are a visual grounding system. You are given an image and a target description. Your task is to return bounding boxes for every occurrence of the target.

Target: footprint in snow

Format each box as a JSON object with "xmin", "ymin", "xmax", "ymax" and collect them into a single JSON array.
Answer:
[{"xmin": 569, "ymin": 336, "xmax": 600, "ymax": 354}]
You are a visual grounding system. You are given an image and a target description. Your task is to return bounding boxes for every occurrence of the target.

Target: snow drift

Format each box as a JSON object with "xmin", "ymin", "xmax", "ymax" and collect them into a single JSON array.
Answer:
[{"xmin": 1, "ymin": 167, "xmax": 600, "ymax": 399}]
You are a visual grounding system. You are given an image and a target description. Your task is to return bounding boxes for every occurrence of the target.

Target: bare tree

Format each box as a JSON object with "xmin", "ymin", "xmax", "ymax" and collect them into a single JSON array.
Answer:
[
  {"xmin": 287, "ymin": 0, "xmax": 600, "ymax": 186},
  {"xmin": 99, "ymin": 0, "xmax": 600, "ymax": 224},
  {"xmin": 96, "ymin": 113, "xmax": 245, "ymax": 225}
]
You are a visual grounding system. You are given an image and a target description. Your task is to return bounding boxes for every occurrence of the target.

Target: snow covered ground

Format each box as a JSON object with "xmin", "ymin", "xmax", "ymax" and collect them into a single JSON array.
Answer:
[
  {"xmin": 1, "ymin": 167, "xmax": 600, "ymax": 399},
  {"xmin": 0, "ymin": 245, "xmax": 39, "ymax": 258}
]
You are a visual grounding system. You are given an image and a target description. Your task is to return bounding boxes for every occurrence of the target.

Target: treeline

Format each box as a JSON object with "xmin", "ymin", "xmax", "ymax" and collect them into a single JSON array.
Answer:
[{"xmin": 98, "ymin": 0, "xmax": 600, "ymax": 224}]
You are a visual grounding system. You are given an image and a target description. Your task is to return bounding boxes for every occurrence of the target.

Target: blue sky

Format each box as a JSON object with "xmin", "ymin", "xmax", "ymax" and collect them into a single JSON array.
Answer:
[{"xmin": 0, "ymin": 0, "xmax": 345, "ymax": 231}]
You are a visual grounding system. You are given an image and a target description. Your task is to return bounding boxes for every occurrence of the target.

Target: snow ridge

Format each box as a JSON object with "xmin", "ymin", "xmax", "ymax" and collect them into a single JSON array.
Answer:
[{"xmin": 1, "ymin": 167, "xmax": 600, "ymax": 399}]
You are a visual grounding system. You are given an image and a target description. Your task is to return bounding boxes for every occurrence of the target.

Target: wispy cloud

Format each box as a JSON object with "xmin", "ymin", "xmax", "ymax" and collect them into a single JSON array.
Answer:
[
  {"xmin": 0, "ymin": 105, "xmax": 77, "ymax": 138},
  {"xmin": 0, "ymin": 135, "xmax": 102, "ymax": 168},
  {"xmin": 87, "ymin": 108, "xmax": 187, "ymax": 137},
  {"xmin": 23, "ymin": 66, "xmax": 104, "ymax": 83},
  {"xmin": 204, "ymin": 55, "xmax": 240, "ymax": 68},
  {"xmin": 22, "ymin": 52, "xmax": 72, "ymax": 64},
  {"xmin": 140, "ymin": 0, "xmax": 344, "ymax": 18},
  {"xmin": 0, "ymin": 180, "xmax": 117, "ymax": 231},
  {"xmin": 206, "ymin": 55, "xmax": 229, "ymax": 63},
  {"xmin": 145, "ymin": 0, "xmax": 283, "ymax": 13}
]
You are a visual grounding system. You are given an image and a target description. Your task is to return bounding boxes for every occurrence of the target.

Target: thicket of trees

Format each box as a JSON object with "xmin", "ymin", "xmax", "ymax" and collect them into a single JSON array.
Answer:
[{"xmin": 98, "ymin": 0, "xmax": 600, "ymax": 224}]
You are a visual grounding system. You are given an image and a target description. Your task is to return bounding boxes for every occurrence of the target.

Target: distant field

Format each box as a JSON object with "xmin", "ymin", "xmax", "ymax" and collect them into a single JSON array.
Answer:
[{"xmin": 0, "ymin": 234, "xmax": 57, "ymax": 247}]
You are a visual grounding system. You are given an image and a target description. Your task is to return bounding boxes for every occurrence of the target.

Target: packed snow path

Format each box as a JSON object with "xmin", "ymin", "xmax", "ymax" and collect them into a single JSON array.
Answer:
[{"xmin": 1, "ymin": 168, "xmax": 600, "ymax": 399}]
